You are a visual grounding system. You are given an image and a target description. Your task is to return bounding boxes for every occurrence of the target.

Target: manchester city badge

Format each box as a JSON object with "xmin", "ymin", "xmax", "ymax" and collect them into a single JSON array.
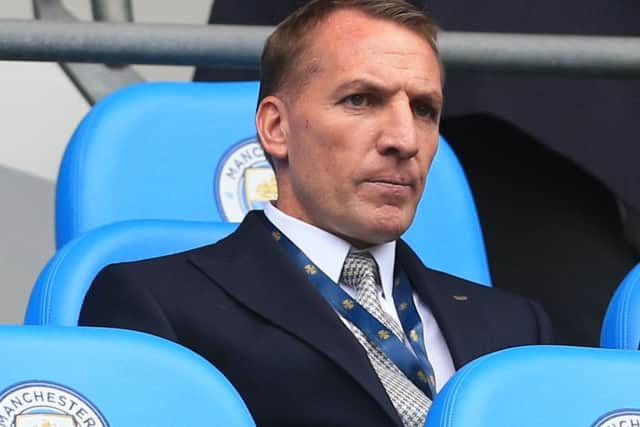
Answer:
[
  {"xmin": 215, "ymin": 137, "xmax": 277, "ymax": 221},
  {"xmin": 0, "ymin": 381, "xmax": 108, "ymax": 427},
  {"xmin": 592, "ymin": 409, "xmax": 640, "ymax": 427}
]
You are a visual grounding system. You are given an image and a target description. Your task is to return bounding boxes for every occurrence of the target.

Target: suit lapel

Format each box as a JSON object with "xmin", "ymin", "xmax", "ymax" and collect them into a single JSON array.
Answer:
[
  {"xmin": 397, "ymin": 240, "xmax": 497, "ymax": 369},
  {"xmin": 188, "ymin": 212, "xmax": 403, "ymax": 427}
]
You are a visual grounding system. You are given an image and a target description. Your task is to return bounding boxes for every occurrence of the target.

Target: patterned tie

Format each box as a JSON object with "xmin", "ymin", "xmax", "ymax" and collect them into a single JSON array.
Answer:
[{"xmin": 340, "ymin": 250, "xmax": 431, "ymax": 427}]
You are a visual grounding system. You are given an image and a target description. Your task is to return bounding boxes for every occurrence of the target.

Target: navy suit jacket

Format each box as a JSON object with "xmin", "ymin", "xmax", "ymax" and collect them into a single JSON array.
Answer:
[{"xmin": 80, "ymin": 211, "xmax": 553, "ymax": 427}]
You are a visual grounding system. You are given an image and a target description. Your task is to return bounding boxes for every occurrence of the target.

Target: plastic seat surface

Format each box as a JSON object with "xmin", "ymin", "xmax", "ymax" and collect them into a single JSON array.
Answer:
[
  {"xmin": 601, "ymin": 263, "xmax": 640, "ymax": 349},
  {"xmin": 0, "ymin": 325, "xmax": 255, "ymax": 427},
  {"xmin": 25, "ymin": 220, "xmax": 238, "ymax": 326},
  {"xmin": 426, "ymin": 345, "xmax": 640, "ymax": 427},
  {"xmin": 56, "ymin": 82, "xmax": 261, "ymax": 246},
  {"xmin": 56, "ymin": 81, "xmax": 490, "ymax": 285}
]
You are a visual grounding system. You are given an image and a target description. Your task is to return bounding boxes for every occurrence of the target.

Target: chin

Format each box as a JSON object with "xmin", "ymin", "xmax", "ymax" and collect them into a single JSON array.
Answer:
[
  {"xmin": 334, "ymin": 207, "xmax": 415, "ymax": 247},
  {"xmin": 356, "ymin": 220, "xmax": 411, "ymax": 247},
  {"xmin": 374, "ymin": 209, "xmax": 413, "ymax": 236}
]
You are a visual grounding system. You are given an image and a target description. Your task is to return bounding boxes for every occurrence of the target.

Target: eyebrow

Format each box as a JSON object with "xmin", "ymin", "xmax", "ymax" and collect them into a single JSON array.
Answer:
[{"xmin": 334, "ymin": 78, "xmax": 443, "ymax": 106}]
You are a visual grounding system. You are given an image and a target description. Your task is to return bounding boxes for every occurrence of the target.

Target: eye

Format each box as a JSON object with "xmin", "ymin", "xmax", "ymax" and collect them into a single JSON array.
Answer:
[
  {"xmin": 343, "ymin": 93, "xmax": 369, "ymax": 107},
  {"xmin": 412, "ymin": 102, "xmax": 438, "ymax": 120}
]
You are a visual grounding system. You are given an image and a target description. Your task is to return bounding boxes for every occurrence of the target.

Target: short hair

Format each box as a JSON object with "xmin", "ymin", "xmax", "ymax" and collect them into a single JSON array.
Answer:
[{"xmin": 258, "ymin": 0, "xmax": 440, "ymax": 105}]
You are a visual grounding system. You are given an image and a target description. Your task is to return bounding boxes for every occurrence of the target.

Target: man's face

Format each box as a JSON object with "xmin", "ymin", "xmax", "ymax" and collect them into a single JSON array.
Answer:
[{"xmin": 261, "ymin": 8, "xmax": 442, "ymax": 247}]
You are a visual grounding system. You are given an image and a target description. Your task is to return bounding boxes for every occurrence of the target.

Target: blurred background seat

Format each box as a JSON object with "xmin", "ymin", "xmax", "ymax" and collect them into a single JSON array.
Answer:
[
  {"xmin": 601, "ymin": 263, "xmax": 640, "ymax": 350},
  {"xmin": 55, "ymin": 81, "xmax": 260, "ymax": 247},
  {"xmin": 25, "ymin": 220, "xmax": 238, "ymax": 326},
  {"xmin": 0, "ymin": 325, "xmax": 255, "ymax": 427},
  {"xmin": 426, "ymin": 345, "xmax": 640, "ymax": 427}
]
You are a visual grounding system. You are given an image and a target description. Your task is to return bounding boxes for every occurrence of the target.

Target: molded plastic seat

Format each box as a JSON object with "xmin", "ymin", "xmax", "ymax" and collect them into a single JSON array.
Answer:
[
  {"xmin": 407, "ymin": 140, "xmax": 490, "ymax": 285},
  {"xmin": 26, "ymin": 220, "xmax": 238, "ymax": 326},
  {"xmin": 55, "ymin": 81, "xmax": 490, "ymax": 285},
  {"xmin": 55, "ymin": 81, "xmax": 263, "ymax": 247},
  {"xmin": 426, "ymin": 345, "xmax": 640, "ymax": 427},
  {"xmin": 601, "ymin": 263, "xmax": 640, "ymax": 349},
  {"xmin": 0, "ymin": 325, "xmax": 255, "ymax": 427}
]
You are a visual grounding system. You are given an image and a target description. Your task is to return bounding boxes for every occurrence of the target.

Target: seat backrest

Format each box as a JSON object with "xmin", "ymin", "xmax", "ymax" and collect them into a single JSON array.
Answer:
[
  {"xmin": 56, "ymin": 82, "xmax": 262, "ymax": 247},
  {"xmin": 601, "ymin": 263, "xmax": 640, "ymax": 349},
  {"xmin": 426, "ymin": 345, "xmax": 640, "ymax": 427},
  {"xmin": 56, "ymin": 81, "xmax": 490, "ymax": 285},
  {"xmin": 25, "ymin": 220, "xmax": 238, "ymax": 326},
  {"xmin": 406, "ymin": 140, "xmax": 490, "ymax": 285},
  {"xmin": 0, "ymin": 325, "xmax": 255, "ymax": 427}
]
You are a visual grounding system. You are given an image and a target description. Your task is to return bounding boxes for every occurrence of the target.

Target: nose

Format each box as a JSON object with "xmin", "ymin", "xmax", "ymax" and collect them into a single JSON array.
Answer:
[{"xmin": 377, "ymin": 99, "xmax": 419, "ymax": 159}]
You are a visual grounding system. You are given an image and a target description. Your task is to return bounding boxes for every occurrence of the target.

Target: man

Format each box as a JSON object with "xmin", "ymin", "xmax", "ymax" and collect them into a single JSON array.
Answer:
[{"xmin": 81, "ymin": 1, "xmax": 553, "ymax": 426}]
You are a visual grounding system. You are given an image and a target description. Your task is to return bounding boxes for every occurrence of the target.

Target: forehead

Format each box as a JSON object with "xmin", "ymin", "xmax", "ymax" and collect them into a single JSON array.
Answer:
[{"xmin": 297, "ymin": 8, "xmax": 441, "ymax": 94}]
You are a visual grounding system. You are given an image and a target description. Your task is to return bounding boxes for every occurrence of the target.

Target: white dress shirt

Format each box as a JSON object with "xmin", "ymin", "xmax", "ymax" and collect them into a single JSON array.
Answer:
[{"xmin": 264, "ymin": 203, "xmax": 455, "ymax": 390}]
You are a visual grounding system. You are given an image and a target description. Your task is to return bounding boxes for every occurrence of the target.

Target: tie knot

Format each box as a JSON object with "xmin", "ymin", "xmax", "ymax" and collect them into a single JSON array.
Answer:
[{"xmin": 340, "ymin": 250, "xmax": 379, "ymax": 290}]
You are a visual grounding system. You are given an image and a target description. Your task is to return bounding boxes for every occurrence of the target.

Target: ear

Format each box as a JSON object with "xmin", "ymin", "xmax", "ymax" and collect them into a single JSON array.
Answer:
[{"xmin": 256, "ymin": 95, "xmax": 289, "ymax": 161}]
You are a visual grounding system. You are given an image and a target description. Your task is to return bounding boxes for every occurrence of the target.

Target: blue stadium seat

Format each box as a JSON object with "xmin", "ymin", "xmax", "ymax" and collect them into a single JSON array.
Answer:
[
  {"xmin": 55, "ymin": 81, "xmax": 490, "ymax": 285},
  {"xmin": 601, "ymin": 263, "xmax": 640, "ymax": 349},
  {"xmin": 25, "ymin": 220, "xmax": 238, "ymax": 326},
  {"xmin": 407, "ymin": 140, "xmax": 490, "ymax": 285},
  {"xmin": 0, "ymin": 325, "xmax": 255, "ymax": 427},
  {"xmin": 55, "ymin": 81, "xmax": 262, "ymax": 247},
  {"xmin": 426, "ymin": 345, "xmax": 640, "ymax": 427}
]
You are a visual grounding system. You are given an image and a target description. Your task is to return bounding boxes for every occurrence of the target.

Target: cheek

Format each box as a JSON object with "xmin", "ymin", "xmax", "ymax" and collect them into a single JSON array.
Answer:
[
  {"xmin": 420, "ymin": 135, "xmax": 439, "ymax": 165},
  {"xmin": 420, "ymin": 148, "xmax": 436, "ymax": 172},
  {"xmin": 290, "ymin": 110, "xmax": 363, "ymax": 183},
  {"xmin": 300, "ymin": 127, "xmax": 345, "ymax": 172}
]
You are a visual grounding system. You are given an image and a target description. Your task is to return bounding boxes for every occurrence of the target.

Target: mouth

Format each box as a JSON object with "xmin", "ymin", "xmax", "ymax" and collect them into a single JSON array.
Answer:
[
  {"xmin": 366, "ymin": 176, "xmax": 415, "ymax": 189},
  {"xmin": 361, "ymin": 177, "xmax": 417, "ymax": 201}
]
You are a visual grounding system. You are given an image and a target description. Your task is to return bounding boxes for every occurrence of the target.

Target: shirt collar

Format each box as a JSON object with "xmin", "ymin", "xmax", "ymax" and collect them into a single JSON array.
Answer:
[{"xmin": 263, "ymin": 203, "xmax": 396, "ymax": 291}]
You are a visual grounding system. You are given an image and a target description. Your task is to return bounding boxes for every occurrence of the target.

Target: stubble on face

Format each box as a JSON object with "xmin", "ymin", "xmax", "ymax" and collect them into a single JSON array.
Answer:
[{"xmin": 272, "ymin": 9, "xmax": 442, "ymax": 247}]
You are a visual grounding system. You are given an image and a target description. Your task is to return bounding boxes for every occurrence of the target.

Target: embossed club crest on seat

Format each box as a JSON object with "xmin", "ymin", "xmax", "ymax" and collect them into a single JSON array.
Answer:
[
  {"xmin": 0, "ymin": 382, "xmax": 109, "ymax": 427},
  {"xmin": 215, "ymin": 137, "xmax": 277, "ymax": 221}
]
